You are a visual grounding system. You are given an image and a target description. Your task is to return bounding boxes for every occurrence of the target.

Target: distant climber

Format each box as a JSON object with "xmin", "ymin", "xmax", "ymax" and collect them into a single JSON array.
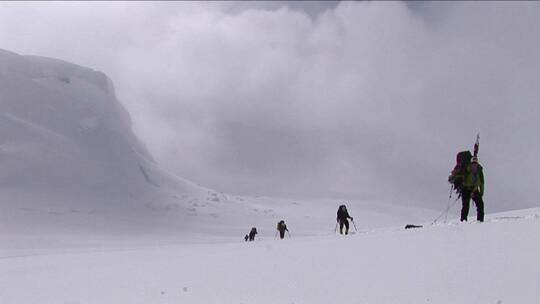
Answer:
[
  {"xmin": 248, "ymin": 227, "xmax": 258, "ymax": 241},
  {"xmin": 336, "ymin": 205, "xmax": 353, "ymax": 235},
  {"xmin": 276, "ymin": 220, "xmax": 289, "ymax": 239},
  {"xmin": 244, "ymin": 234, "xmax": 249, "ymax": 242},
  {"xmin": 448, "ymin": 150, "xmax": 485, "ymax": 222}
]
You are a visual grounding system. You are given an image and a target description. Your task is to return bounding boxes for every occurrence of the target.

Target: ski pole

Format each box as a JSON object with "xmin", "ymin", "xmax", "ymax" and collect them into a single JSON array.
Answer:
[
  {"xmin": 444, "ymin": 186, "xmax": 453, "ymax": 223},
  {"xmin": 432, "ymin": 186, "xmax": 453, "ymax": 225},
  {"xmin": 286, "ymin": 230, "xmax": 291, "ymax": 239},
  {"xmin": 351, "ymin": 219, "xmax": 358, "ymax": 232},
  {"xmin": 432, "ymin": 188, "xmax": 460, "ymax": 225}
]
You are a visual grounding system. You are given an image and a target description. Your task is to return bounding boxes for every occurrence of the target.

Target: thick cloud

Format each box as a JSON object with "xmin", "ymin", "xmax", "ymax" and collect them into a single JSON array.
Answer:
[{"xmin": 1, "ymin": 1, "xmax": 539, "ymax": 211}]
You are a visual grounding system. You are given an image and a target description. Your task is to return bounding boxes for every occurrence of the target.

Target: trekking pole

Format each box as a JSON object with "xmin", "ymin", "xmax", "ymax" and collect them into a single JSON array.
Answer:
[
  {"xmin": 351, "ymin": 219, "xmax": 358, "ymax": 232},
  {"xmin": 432, "ymin": 187, "xmax": 460, "ymax": 225},
  {"xmin": 433, "ymin": 186, "xmax": 453, "ymax": 225},
  {"xmin": 274, "ymin": 231, "xmax": 278, "ymax": 239},
  {"xmin": 444, "ymin": 186, "xmax": 453, "ymax": 223},
  {"xmin": 334, "ymin": 222, "xmax": 338, "ymax": 234},
  {"xmin": 286, "ymin": 230, "xmax": 291, "ymax": 239}
]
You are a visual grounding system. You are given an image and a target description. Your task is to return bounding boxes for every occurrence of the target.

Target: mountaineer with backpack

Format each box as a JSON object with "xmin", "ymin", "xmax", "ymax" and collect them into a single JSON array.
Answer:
[
  {"xmin": 448, "ymin": 136, "xmax": 485, "ymax": 222},
  {"xmin": 248, "ymin": 227, "xmax": 258, "ymax": 241},
  {"xmin": 276, "ymin": 220, "xmax": 289, "ymax": 239},
  {"xmin": 336, "ymin": 205, "xmax": 354, "ymax": 235}
]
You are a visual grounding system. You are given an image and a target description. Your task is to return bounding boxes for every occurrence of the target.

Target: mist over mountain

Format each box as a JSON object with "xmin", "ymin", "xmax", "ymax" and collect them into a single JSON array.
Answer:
[
  {"xmin": 0, "ymin": 49, "xmax": 223, "ymax": 233},
  {"xmin": 0, "ymin": 49, "xmax": 438, "ymax": 237}
]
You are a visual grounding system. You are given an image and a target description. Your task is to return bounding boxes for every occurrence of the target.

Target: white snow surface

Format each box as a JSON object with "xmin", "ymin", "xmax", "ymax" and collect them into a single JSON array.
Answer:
[
  {"xmin": 1, "ymin": 208, "xmax": 539, "ymax": 304},
  {"xmin": 1, "ymin": 49, "xmax": 539, "ymax": 303}
]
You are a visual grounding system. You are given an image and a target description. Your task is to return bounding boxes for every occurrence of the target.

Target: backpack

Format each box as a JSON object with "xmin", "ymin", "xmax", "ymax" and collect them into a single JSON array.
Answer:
[
  {"xmin": 456, "ymin": 151, "xmax": 472, "ymax": 166},
  {"xmin": 449, "ymin": 150, "xmax": 472, "ymax": 192},
  {"xmin": 337, "ymin": 205, "xmax": 349, "ymax": 220}
]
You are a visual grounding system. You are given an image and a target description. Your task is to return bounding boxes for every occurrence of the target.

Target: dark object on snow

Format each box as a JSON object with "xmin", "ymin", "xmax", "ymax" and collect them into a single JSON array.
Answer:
[
  {"xmin": 276, "ymin": 220, "xmax": 288, "ymax": 239},
  {"xmin": 244, "ymin": 234, "xmax": 249, "ymax": 242},
  {"xmin": 248, "ymin": 227, "xmax": 258, "ymax": 241},
  {"xmin": 336, "ymin": 205, "xmax": 353, "ymax": 235},
  {"xmin": 404, "ymin": 224, "xmax": 423, "ymax": 229}
]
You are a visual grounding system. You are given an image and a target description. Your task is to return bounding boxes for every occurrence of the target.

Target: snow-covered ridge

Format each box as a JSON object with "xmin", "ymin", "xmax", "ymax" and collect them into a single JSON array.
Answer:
[
  {"xmin": 0, "ymin": 49, "xmax": 110, "ymax": 94},
  {"xmin": 0, "ymin": 49, "xmax": 223, "ymax": 233}
]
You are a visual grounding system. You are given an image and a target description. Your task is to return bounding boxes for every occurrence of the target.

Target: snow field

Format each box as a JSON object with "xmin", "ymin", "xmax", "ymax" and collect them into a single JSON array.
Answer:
[{"xmin": 1, "ymin": 210, "xmax": 539, "ymax": 304}]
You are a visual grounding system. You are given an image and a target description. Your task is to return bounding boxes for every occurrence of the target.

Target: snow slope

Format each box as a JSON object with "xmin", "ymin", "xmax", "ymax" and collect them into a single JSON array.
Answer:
[
  {"xmin": 0, "ymin": 48, "xmax": 229, "ymax": 235},
  {"xmin": 1, "ymin": 209, "xmax": 539, "ymax": 304}
]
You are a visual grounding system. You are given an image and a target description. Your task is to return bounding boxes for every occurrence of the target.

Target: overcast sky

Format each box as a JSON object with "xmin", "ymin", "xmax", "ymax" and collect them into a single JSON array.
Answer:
[{"xmin": 1, "ymin": 1, "xmax": 539, "ymax": 211}]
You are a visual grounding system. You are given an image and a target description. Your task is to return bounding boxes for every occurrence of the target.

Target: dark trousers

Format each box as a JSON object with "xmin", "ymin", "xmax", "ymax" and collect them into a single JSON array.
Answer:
[
  {"xmin": 461, "ymin": 190, "xmax": 485, "ymax": 222},
  {"xmin": 339, "ymin": 219, "xmax": 350, "ymax": 235},
  {"xmin": 279, "ymin": 230, "xmax": 285, "ymax": 239}
]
